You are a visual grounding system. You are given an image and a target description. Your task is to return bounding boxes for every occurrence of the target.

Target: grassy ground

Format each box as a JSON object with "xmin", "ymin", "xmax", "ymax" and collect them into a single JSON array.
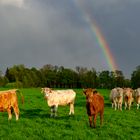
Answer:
[{"xmin": 0, "ymin": 88, "xmax": 140, "ymax": 140}]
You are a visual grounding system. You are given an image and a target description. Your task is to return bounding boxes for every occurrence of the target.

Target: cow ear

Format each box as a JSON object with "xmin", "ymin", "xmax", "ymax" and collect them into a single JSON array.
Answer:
[
  {"xmin": 93, "ymin": 89, "xmax": 98, "ymax": 94},
  {"xmin": 83, "ymin": 88, "xmax": 86, "ymax": 95},
  {"xmin": 41, "ymin": 88, "xmax": 44, "ymax": 93},
  {"xmin": 49, "ymin": 88, "xmax": 53, "ymax": 93}
]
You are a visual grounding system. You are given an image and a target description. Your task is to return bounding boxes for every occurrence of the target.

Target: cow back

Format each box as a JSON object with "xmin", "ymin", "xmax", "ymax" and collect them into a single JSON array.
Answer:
[
  {"xmin": 46, "ymin": 89, "xmax": 76, "ymax": 106},
  {"xmin": 0, "ymin": 91, "xmax": 18, "ymax": 111}
]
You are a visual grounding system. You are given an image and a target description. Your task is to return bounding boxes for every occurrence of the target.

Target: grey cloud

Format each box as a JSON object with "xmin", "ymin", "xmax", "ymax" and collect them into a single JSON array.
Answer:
[{"xmin": 0, "ymin": 0, "xmax": 140, "ymax": 78}]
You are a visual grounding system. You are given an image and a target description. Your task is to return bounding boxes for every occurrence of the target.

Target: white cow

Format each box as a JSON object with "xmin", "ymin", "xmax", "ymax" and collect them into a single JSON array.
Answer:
[
  {"xmin": 134, "ymin": 88, "xmax": 140, "ymax": 109},
  {"xmin": 110, "ymin": 87, "xmax": 123, "ymax": 111},
  {"xmin": 41, "ymin": 87, "xmax": 76, "ymax": 117}
]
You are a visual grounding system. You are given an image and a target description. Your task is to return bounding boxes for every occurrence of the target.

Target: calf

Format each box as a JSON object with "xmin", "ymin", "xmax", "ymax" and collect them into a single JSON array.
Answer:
[
  {"xmin": 83, "ymin": 88, "xmax": 104, "ymax": 128},
  {"xmin": 41, "ymin": 87, "xmax": 76, "ymax": 117}
]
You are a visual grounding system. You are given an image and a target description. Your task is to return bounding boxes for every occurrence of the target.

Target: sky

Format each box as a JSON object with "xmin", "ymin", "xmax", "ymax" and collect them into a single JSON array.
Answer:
[{"xmin": 0, "ymin": 0, "xmax": 140, "ymax": 78}]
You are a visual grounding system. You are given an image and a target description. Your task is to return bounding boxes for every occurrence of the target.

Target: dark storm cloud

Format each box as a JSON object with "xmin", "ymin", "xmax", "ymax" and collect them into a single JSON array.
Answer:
[
  {"xmin": 0, "ymin": 0, "xmax": 140, "ymax": 78},
  {"xmin": 89, "ymin": 0, "xmax": 140, "ymax": 77}
]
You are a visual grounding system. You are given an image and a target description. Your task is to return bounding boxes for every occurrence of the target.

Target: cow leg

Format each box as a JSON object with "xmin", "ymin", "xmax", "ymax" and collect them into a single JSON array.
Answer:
[
  {"xmin": 128, "ymin": 104, "xmax": 130, "ymax": 110},
  {"xmin": 124, "ymin": 102, "xmax": 127, "ymax": 110},
  {"xmin": 114, "ymin": 102, "xmax": 117, "ymax": 110},
  {"xmin": 13, "ymin": 104, "xmax": 19, "ymax": 121},
  {"xmin": 72, "ymin": 103, "xmax": 74, "ymax": 115},
  {"xmin": 50, "ymin": 106, "xmax": 55, "ymax": 117},
  {"xmin": 117, "ymin": 103, "xmax": 119, "ymax": 110},
  {"xmin": 69, "ymin": 104, "xmax": 71, "ymax": 115},
  {"xmin": 120, "ymin": 103, "xmax": 122, "ymax": 111},
  {"xmin": 50, "ymin": 106, "xmax": 54, "ymax": 117},
  {"xmin": 54, "ymin": 106, "xmax": 58, "ymax": 117},
  {"xmin": 69, "ymin": 103, "xmax": 74, "ymax": 115},
  {"xmin": 88, "ymin": 116, "xmax": 93, "ymax": 127},
  {"xmin": 7, "ymin": 108, "xmax": 12, "ymax": 120},
  {"xmin": 128, "ymin": 103, "xmax": 131, "ymax": 110},
  {"xmin": 118, "ymin": 103, "xmax": 120, "ymax": 110},
  {"xmin": 118, "ymin": 102, "xmax": 122, "ymax": 111},
  {"xmin": 93, "ymin": 114, "xmax": 97, "ymax": 128},
  {"xmin": 137, "ymin": 104, "xmax": 139, "ymax": 109},
  {"xmin": 120, "ymin": 102, "xmax": 122, "ymax": 111},
  {"xmin": 112, "ymin": 102, "xmax": 114, "ymax": 108},
  {"xmin": 138, "ymin": 98, "xmax": 140, "ymax": 109}
]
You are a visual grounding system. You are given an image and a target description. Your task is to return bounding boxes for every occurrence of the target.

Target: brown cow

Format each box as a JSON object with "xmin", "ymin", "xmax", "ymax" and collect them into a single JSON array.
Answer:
[
  {"xmin": 0, "ymin": 89, "xmax": 24, "ymax": 121},
  {"xmin": 83, "ymin": 88, "xmax": 104, "ymax": 128}
]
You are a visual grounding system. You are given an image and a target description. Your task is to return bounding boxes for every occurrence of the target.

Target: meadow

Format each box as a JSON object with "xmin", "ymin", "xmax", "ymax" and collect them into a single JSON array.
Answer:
[{"xmin": 0, "ymin": 88, "xmax": 140, "ymax": 140}]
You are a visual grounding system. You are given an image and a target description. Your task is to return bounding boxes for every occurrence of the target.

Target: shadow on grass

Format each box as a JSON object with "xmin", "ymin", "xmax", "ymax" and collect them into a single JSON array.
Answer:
[
  {"xmin": 52, "ymin": 114, "xmax": 76, "ymax": 121},
  {"xmin": 20, "ymin": 108, "xmax": 50, "ymax": 119},
  {"xmin": 20, "ymin": 108, "xmax": 76, "ymax": 120},
  {"xmin": 105, "ymin": 102, "xmax": 111, "ymax": 107}
]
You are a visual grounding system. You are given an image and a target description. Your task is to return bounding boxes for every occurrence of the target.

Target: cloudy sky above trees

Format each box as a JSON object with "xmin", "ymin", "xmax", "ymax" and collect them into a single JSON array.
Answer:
[{"xmin": 0, "ymin": 0, "xmax": 140, "ymax": 78}]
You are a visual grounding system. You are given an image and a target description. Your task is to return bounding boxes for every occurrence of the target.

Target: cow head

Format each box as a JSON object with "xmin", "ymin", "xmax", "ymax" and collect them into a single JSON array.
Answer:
[
  {"xmin": 41, "ymin": 87, "xmax": 52, "ymax": 98},
  {"xmin": 133, "ymin": 88, "xmax": 140, "ymax": 98},
  {"xmin": 83, "ymin": 88, "xmax": 97, "ymax": 98},
  {"xmin": 41, "ymin": 88, "xmax": 45, "ymax": 94},
  {"xmin": 116, "ymin": 88, "xmax": 123, "ymax": 97},
  {"xmin": 124, "ymin": 88, "xmax": 134, "ymax": 102}
]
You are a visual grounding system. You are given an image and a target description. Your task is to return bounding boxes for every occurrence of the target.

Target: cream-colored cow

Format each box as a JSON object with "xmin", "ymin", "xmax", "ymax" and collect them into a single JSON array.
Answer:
[
  {"xmin": 41, "ymin": 87, "xmax": 76, "ymax": 117},
  {"xmin": 110, "ymin": 87, "xmax": 123, "ymax": 111},
  {"xmin": 134, "ymin": 88, "xmax": 140, "ymax": 109},
  {"xmin": 123, "ymin": 88, "xmax": 134, "ymax": 110}
]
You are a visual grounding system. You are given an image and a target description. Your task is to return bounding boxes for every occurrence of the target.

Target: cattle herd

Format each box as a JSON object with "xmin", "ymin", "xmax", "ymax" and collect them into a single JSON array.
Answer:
[
  {"xmin": 0, "ymin": 87, "xmax": 140, "ymax": 128},
  {"xmin": 110, "ymin": 87, "xmax": 140, "ymax": 111}
]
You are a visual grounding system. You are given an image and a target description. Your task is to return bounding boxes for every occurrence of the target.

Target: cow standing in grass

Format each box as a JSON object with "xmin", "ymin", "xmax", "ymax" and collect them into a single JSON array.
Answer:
[
  {"xmin": 123, "ymin": 88, "xmax": 134, "ymax": 110},
  {"xmin": 110, "ymin": 87, "xmax": 124, "ymax": 111},
  {"xmin": 0, "ymin": 89, "xmax": 24, "ymax": 121},
  {"xmin": 83, "ymin": 88, "xmax": 104, "ymax": 128},
  {"xmin": 41, "ymin": 88, "xmax": 76, "ymax": 117},
  {"xmin": 134, "ymin": 88, "xmax": 140, "ymax": 109}
]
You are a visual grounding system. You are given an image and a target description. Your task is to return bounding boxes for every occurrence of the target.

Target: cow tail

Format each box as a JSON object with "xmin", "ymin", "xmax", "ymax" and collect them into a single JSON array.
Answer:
[{"xmin": 16, "ymin": 89, "xmax": 24, "ymax": 104}]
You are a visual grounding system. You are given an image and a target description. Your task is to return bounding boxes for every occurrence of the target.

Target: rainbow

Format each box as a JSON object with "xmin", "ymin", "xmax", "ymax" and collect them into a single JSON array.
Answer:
[
  {"xmin": 73, "ymin": 0, "xmax": 118, "ymax": 71},
  {"xmin": 90, "ymin": 19, "xmax": 118, "ymax": 71}
]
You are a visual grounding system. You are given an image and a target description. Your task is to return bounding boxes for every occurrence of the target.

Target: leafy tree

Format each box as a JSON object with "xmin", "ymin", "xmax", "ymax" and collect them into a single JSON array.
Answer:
[
  {"xmin": 131, "ymin": 66, "xmax": 140, "ymax": 88},
  {"xmin": 114, "ymin": 70, "xmax": 125, "ymax": 87},
  {"xmin": 0, "ymin": 74, "xmax": 9, "ymax": 87},
  {"xmin": 98, "ymin": 71, "xmax": 111, "ymax": 89},
  {"xmin": 2, "ymin": 64, "xmax": 135, "ymax": 89}
]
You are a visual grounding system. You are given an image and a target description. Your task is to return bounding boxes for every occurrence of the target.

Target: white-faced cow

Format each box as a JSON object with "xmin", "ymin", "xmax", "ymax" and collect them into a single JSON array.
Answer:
[
  {"xmin": 110, "ymin": 87, "xmax": 124, "ymax": 111},
  {"xmin": 41, "ymin": 87, "xmax": 76, "ymax": 117}
]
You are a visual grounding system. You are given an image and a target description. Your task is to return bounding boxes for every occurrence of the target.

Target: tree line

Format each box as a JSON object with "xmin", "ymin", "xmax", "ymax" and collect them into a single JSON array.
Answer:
[{"xmin": 0, "ymin": 64, "xmax": 140, "ymax": 89}]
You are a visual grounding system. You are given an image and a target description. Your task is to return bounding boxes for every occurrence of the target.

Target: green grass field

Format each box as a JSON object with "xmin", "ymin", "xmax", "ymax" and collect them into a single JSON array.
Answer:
[{"xmin": 0, "ymin": 88, "xmax": 140, "ymax": 140}]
